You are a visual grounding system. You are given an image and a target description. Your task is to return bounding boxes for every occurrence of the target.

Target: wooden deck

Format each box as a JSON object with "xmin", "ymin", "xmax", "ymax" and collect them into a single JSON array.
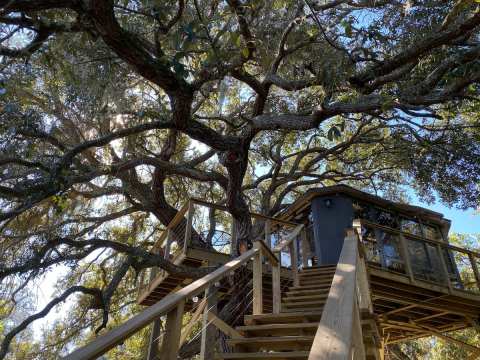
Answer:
[{"xmin": 368, "ymin": 265, "xmax": 480, "ymax": 344}]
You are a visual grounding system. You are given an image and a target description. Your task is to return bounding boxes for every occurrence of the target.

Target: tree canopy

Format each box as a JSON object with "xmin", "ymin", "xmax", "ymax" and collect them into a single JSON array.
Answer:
[{"xmin": 0, "ymin": 0, "xmax": 480, "ymax": 358}]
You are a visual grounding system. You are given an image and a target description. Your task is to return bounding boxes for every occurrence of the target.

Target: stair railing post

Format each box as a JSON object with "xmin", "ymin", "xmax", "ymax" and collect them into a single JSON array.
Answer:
[
  {"xmin": 437, "ymin": 243, "xmax": 453, "ymax": 293},
  {"xmin": 253, "ymin": 241, "xmax": 263, "ymax": 315},
  {"xmin": 265, "ymin": 219, "xmax": 272, "ymax": 248},
  {"xmin": 183, "ymin": 200, "xmax": 194, "ymax": 254},
  {"xmin": 468, "ymin": 253, "xmax": 480, "ymax": 292},
  {"xmin": 160, "ymin": 300, "xmax": 185, "ymax": 360},
  {"xmin": 272, "ymin": 249, "xmax": 281, "ymax": 314},
  {"xmin": 200, "ymin": 284, "xmax": 218, "ymax": 360},
  {"xmin": 300, "ymin": 227, "xmax": 309, "ymax": 268},
  {"xmin": 290, "ymin": 235, "xmax": 299, "ymax": 287}
]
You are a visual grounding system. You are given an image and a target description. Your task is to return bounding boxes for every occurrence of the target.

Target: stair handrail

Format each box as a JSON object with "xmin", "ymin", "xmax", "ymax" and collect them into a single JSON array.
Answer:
[
  {"xmin": 63, "ymin": 239, "xmax": 277, "ymax": 360},
  {"xmin": 308, "ymin": 228, "xmax": 366, "ymax": 360}
]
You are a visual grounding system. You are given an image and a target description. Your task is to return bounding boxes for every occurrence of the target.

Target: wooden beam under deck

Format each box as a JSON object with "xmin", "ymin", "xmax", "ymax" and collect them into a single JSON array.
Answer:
[{"xmin": 367, "ymin": 264, "xmax": 480, "ymax": 344}]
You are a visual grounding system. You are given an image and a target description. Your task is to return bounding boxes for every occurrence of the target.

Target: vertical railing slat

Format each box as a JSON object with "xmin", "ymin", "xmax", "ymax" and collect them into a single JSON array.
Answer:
[
  {"xmin": 398, "ymin": 234, "xmax": 415, "ymax": 284},
  {"xmin": 290, "ymin": 236, "xmax": 299, "ymax": 287},
  {"xmin": 272, "ymin": 250, "xmax": 281, "ymax": 314},
  {"xmin": 265, "ymin": 219, "xmax": 271, "ymax": 249},
  {"xmin": 301, "ymin": 228, "xmax": 309, "ymax": 268},
  {"xmin": 469, "ymin": 253, "xmax": 480, "ymax": 292},
  {"xmin": 253, "ymin": 241, "xmax": 263, "ymax": 315},
  {"xmin": 437, "ymin": 243, "xmax": 453, "ymax": 293}
]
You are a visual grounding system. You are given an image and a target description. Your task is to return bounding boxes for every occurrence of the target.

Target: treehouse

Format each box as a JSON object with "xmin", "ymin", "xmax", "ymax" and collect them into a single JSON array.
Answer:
[{"xmin": 65, "ymin": 185, "xmax": 480, "ymax": 360}]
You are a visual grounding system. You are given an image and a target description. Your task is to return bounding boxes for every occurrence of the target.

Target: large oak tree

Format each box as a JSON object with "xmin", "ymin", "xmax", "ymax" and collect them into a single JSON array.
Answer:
[{"xmin": 0, "ymin": 0, "xmax": 479, "ymax": 358}]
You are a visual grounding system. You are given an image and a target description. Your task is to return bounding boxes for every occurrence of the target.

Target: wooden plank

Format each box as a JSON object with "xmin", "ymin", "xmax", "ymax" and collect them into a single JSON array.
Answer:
[
  {"xmin": 352, "ymin": 301, "xmax": 365, "ymax": 360},
  {"xmin": 437, "ymin": 243, "xmax": 453, "ymax": 292},
  {"xmin": 272, "ymin": 251, "xmax": 281, "ymax": 314},
  {"xmin": 301, "ymin": 228, "xmax": 309, "ymax": 268},
  {"xmin": 417, "ymin": 323, "xmax": 480, "ymax": 355},
  {"xmin": 190, "ymin": 197, "xmax": 298, "ymax": 226},
  {"xmin": 361, "ymin": 219, "xmax": 480, "ymax": 258},
  {"xmin": 357, "ymin": 254, "xmax": 373, "ymax": 314},
  {"xmin": 151, "ymin": 201, "xmax": 189, "ymax": 253},
  {"xmin": 265, "ymin": 219, "xmax": 271, "ymax": 248},
  {"xmin": 308, "ymin": 230, "xmax": 358, "ymax": 360},
  {"xmin": 253, "ymin": 242, "xmax": 263, "ymax": 315},
  {"xmin": 200, "ymin": 285, "xmax": 218, "ymax": 360},
  {"xmin": 161, "ymin": 300, "xmax": 185, "ymax": 360},
  {"xmin": 398, "ymin": 234, "xmax": 415, "ymax": 284},
  {"xmin": 64, "ymin": 247, "xmax": 259, "ymax": 360},
  {"xmin": 290, "ymin": 237, "xmax": 299, "ymax": 287},
  {"xmin": 207, "ymin": 312, "xmax": 244, "ymax": 339},
  {"xmin": 272, "ymin": 224, "xmax": 304, "ymax": 252},
  {"xmin": 146, "ymin": 319, "xmax": 161, "ymax": 360},
  {"xmin": 469, "ymin": 253, "xmax": 480, "ymax": 292},
  {"xmin": 257, "ymin": 240, "xmax": 279, "ymax": 267},
  {"xmin": 180, "ymin": 298, "xmax": 207, "ymax": 347}
]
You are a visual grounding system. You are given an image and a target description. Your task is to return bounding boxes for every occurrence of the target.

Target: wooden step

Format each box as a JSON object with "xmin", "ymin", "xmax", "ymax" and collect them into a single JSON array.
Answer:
[
  {"xmin": 215, "ymin": 351, "xmax": 309, "ymax": 359},
  {"xmin": 301, "ymin": 264, "xmax": 337, "ymax": 272},
  {"xmin": 289, "ymin": 283, "xmax": 333, "ymax": 291},
  {"xmin": 244, "ymin": 311, "xmax": 323, "ymax": 325},
  {"xmin": 298, "ymin": 275, "xmax": 334, "ymax": 281},
  {"xmin": 236, "ymin": 322, "xmax": 319, "ymax": 336},
  {"xmin": 282, "ymin": 293, "xmax": 328, "ymax": 303},
  {"xmin": 227, "ymin": 336, "xmax": 314, "ymax": 351},
  {"xmin": 285, "ymin": 288, "xmax": 330, "ymax": 297},
  {"xmin": 300, "ymin": 269, "xmax": 335, "ymax": 274},
  {"xmin": 282, "ymin": 301, "xmax": 326, "ymax": 311},
  {"xmin": 281, "ymin": 306, "xmax": 324, "ymax": 314},
  {"xmin": 299, "ymin": 277, "xmax": 334, "ymax": 285}
]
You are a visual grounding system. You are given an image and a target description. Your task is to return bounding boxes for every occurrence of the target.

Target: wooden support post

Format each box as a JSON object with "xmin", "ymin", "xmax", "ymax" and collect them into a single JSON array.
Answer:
[
  {"xmin": 351, "ymin": 301, "xmax": 365, "ymax": 360},
  {"xmin": 301, "ymin": 228, "xmax": 309, "ymax": 268},
  {"xmin": 272, "ymin": 250, "xmax": 281, "ymax": 314},
  {"xmin": 207, "ymin": 312, "xmax": 244, "ymax": 339},
  {"xmin": 160, "ymin": 300, "xmax": 185, "ymax": 360},
  {"xmin": 290, "ymin": 236, "xmax": 299, "ymax": 287},
  {"xmin": 265, "ymin": 220, "xmax": 271, "ymax": 249},
  {"xmin": 469, "ymin": 253, "xmax": 480, "ymax": 292},
  {"xmin": 437, "ymin": 244, "xmax": 453, "ymax": 293},
  {"xmin": 146, "ymin": 319, "xmax": 161, "ymax": 360},
  {"xmin": 398, "ymin": 234, "xmax": 414, "ymax": 284},
  {"xmin": 179, "ymin": 298, "xmax": 206, "ymax": 347},
  {"xmin": 253, "ymin": 241, "xmax": 263, "ymax": 315},
  {"xmin": 231, "ymin": 218, "xmax": 237, "ymax": 256},
  {"xmin": 357, "ymin": 254, "xmax": 373, "ymax": 314},
  {"xmin": 200, "ymin": 285, "xmax": 218, "ymax": 360}
]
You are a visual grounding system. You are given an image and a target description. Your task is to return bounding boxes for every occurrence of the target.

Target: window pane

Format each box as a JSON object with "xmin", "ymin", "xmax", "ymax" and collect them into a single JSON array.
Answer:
[{"xmin": 401, "ymin": 218, "xmax": 422, "ymax": 236}]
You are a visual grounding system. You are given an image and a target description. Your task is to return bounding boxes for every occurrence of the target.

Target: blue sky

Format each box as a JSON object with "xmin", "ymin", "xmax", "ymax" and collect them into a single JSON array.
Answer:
[{"xmin": 411, "ymin": 196, "xmax": 479, "ymax": 234}]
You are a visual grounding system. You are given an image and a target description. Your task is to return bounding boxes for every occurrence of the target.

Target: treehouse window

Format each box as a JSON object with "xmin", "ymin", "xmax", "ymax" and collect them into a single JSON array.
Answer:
[
  {"xmin": 353, "ymin": 201, "xmax": 399, "ymax": 228},
  {"xmin": 423, "ymin": 223, "xmax": 442, "ymax": 241},
  {"xmin": 400, "ymin": 218, "xmax": 422, "ymax": 236}
]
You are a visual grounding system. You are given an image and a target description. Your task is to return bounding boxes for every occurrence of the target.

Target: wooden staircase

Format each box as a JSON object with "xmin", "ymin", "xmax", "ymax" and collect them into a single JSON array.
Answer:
[{"xmin": 216, "ymin": 265, "xmax": 336, "ymax": 359}]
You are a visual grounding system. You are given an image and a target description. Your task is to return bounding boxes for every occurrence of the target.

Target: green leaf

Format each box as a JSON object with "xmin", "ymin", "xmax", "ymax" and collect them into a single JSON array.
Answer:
[{"xmin": 241, "ymin": 47, "xmax": 250, "ymax": 58}]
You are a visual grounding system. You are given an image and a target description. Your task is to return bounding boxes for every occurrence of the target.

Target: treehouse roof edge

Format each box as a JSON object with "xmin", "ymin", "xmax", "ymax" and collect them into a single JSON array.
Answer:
[{"xmin": 279, "ymin": 184, "xmax": 450, "ymax": 228}]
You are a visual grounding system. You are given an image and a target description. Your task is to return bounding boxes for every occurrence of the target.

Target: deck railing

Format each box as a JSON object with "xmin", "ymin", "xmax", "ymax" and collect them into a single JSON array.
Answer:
[
  {"xmin": 63, "ymin": 201, "xmax": 312, "ymax": 360},
  {"xmin": 63, "ymin": 239, "xmax": 278, "ymax": 360},
  {"xmin": 137, "ymin": 198, "xmax": 310, "ymax": 302},
  {"xmin": 355, "ymin": 218, "xmax": 480, "ymax": 295}
]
